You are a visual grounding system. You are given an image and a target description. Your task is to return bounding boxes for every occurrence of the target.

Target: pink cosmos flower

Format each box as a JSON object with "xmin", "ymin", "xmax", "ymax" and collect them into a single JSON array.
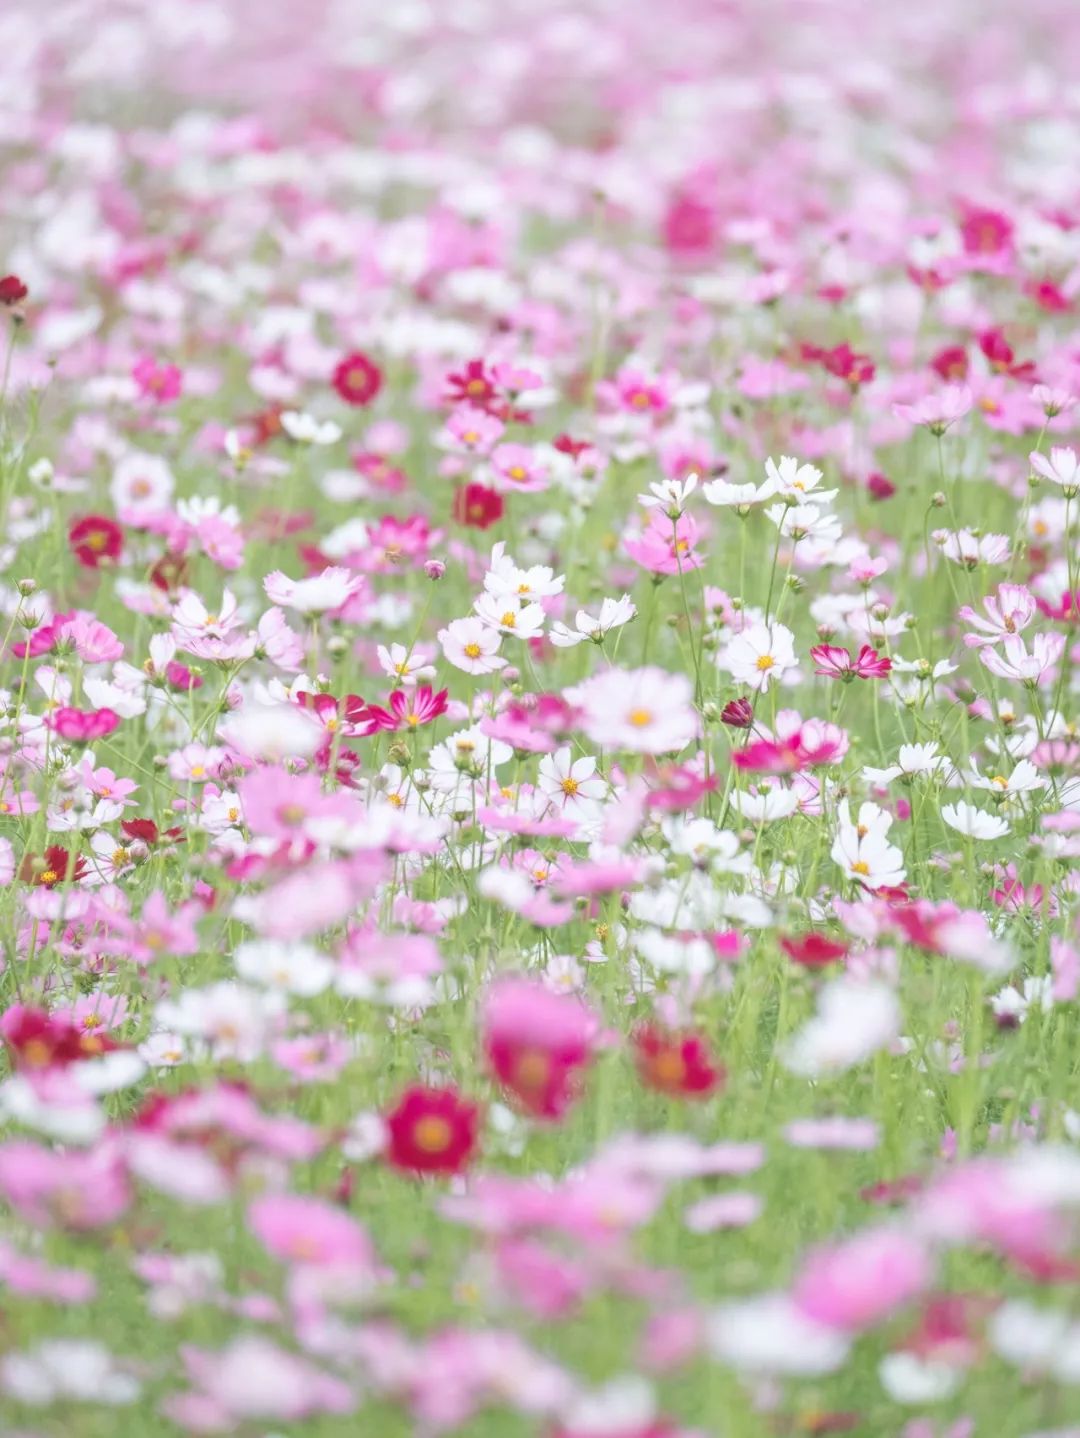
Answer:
[
  {"xmin": 45, "ymin": 706, "xmax": 120, "ymax": 742},
  {"xmin": 59, "ymin": 613, "xmax": 125, "ymax": 663},
  {"xmin": 810, "ymin": 643, "xmax": 892, "ymax": 679},
  {"xmin": 892, "ymin": 385, "xmax": 972, "ymax": 433},
  {"xmin": 482, "ymin": 977, "xmax": 597, "ymax": 1120},
  {"xmin": 248, "ymin": 1193, "xmax": 374, "ymax": 1269},
  {"xmin": 490, "ymin": 442, "xmax": 549, "ymax": 493},
  {"xmin": 0, "ymin": 1141, "xmax": 131, "ymax": 1230},
  {"xmin": 624, "ymin": 510, "xmax": 704, "ymax": 575},
  {"xmin": 171, "ymin": 1336, "xmax": 353, "ymax": 1426},
  {"xmin": 570, "ymin": 666, "xmax": 698, "ymax": 754},
  {"xmin": 362, "ymin": 685, "xmax": 449, "ymax": 732},
  {"xmin": 132, "ymin": 354, "xmax": 183, "ymax": 403},
  {"xmin": 793, "ymin": 1227, "xmax": 934, "ymax": 1331},
  {"xmin": 957, "ymin": 583, "xmax": 1036, "ymax": 647}
]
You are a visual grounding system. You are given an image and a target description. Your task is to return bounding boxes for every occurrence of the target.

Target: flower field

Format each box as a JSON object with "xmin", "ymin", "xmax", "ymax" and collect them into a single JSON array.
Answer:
[{"xmin": 2, "ymin": 1, "xmax": 1080, "ymax": 1434}]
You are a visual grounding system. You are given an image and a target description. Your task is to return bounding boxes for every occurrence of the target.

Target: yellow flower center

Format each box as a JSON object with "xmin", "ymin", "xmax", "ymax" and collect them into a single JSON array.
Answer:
[
  {"xmin": 650, "ymin": 1050, "xmax": 687, "ymax": 1086},
  {"xmin": 413, "ymin": 1116, "xmax": 452, "ymax": 1153}
]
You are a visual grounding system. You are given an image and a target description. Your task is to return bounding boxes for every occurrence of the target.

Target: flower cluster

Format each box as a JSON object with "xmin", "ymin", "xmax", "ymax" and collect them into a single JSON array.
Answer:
[{"xmin": 0, "ymin": 2, "xmax": 1078, "ymax": 1436}]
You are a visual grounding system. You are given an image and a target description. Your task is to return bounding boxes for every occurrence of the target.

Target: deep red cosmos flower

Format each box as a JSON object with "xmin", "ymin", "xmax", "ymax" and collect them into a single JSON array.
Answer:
[
  {"xmin": 820, "ymin": 342, "xmax": 875, "ymax": 388},
  {"xmin": 332, "ymin": 351, "xmax": 383, "ymax": 406},
  {"xmin": 384, "ymin": 1084, "xmax": 480, "ymax": 1176},
  {"xmin": 929, "ymin": 344, "xmax": 968, "ymax": 382},
  {"xmin": 720, "ymin": 696, "xmax": 754, "ymax": 729},
  {"xmin": 1, "ymin": 1005, "xmax": 120, "ymax": 1069},
  {"xmin": 69, "ymin": 514, "xmax": 123, "ymax": 569},
  {"xmin": 121, "ymin": 818, "xmax": 185, "ymax": 847},
  {"xmin": 0, "ymin": 274, "xmax": 28, "ymax": 307},
  {"xmin": 866, "ymin": 472, "xmax": 896, "ymax": 501},
  {"xmin": 452, "ymin": 482, "xmax": 504, "ymax": 529},
  {"xmin": 18, "ymin": 845, "xmax": 88, "ymax": 888},
  {"xmin": 780, "ymin": 933, "xmax": 850, "ymax": 968},
  {"xmin": 633, "ymin": 1024, "xmax": 724, "ymax": 1098}
]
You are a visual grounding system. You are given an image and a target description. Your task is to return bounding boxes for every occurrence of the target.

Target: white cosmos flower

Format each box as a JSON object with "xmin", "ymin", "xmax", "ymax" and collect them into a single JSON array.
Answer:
[
  {"xmin": 702, "ymin": 476, "xmax": 774, "ymax": 507},
  {"xmin": 878, "ymin": 1352, "xmax": 960, "ymax": 1404},
  {"xmin": 0, "ymin": 1075, "xmax": 104, "ymax": 1144},
  {"xmin": 764, "ymin": 502, "xmax": 843, "ymax": 543},
  {"xmin": 662, "ymin": 817, "xmax": 751, "ymax": 870},
  {"xmin": 263, "ymin": 566, "xmax": 360, "ymax": 613},
  {"xmin": 941, "ymin": 800, "xmax": 1010, "ymax": 839},
  {"xmin": 82, "ymin": 676, "xmax": 148, "ymax": 719},
  {"xmin": 727, "ymin": 782, "xmax": 799, "ymax": 823},
  {"xmin": 473, "ymin": 591, "xmax": 546, "ymax": 638},
  {"xmin": 558, "ymin": 1376, "xmax": 657, "ymax": 1434},
  {"xmin": 549, "ymin": 594, "xmax": 636, "ymax": 647},
  {"xmin": 154, "ymin": 982, "xmax": 283, "ymax": 1062},
  {"xmin": 483, "ymin": 542, "xmax": 565, "ymax": 601},
  {"xmin": 537, "ymin": 747, "xmax": 607, "ymax": 811},
  {"xmin": 570, "ymin": 665, "xmax": 698, "ymax": 754},
  {"xmin": 991, "ymin": 975, "xmax": 1053, "ymax": 1024},
  {"xmin": 427, "ymin": 727, "xmax": 513, "ymax": 792},
  {"xmin": 934, "ymin": 529, "xmax": 1011, "ymax": 567},
  {"xmin": 763, "ymin": 454, "xmax": 835, "ymax": 502},
  {"xmin": 637, "ymin": 473, "xmax": 698, "ymax": 516},
  {"xmin": 719, "ymin": 620, "xmax": 797, "ymax": 692},
  {"xmin": 831, "ymin": 799, "xmax": 906, "ymax": 888},
  {"xmin": 864, "ymin": 741, "xmax": 955, "ymax": 786},
  {"xmin": 438, "ymin": 616, "xmax": 507, "ymax": 674},
  {"xmin": 280, "ymin": 410, "xmax": 342, "ymax": 445},
  {"xmin": 633, "ymin": 928, "xmax": 716, "ymax": 976},
  {"xmin": 783, "ymin": 977, "xmax": 901, "ymax": 1077},
  {"xmin": 968, "ymin": 758, "xmax": 1046, "ymax": 797},
  {"xmin": 708, "ymin": 1292, "xmax": 850, "ymax": 1375},
  {"xmin": 2, "ymin": 1340, "xmax": 140, "ymax": 1406},
  {"xmin": 111, "ymin": 451, "xmax": 174, "ymax": 512},
  {"xmin": 234, "ymin": 939, "xmax": 334, "ymax": 996},
  {"xmin": 218, "ymin": 701, "xmax": 323, "ymax": 762},
  {"xmin": 376, "ymin": 642, "xmax": 436, "ymax": 686},
  {"xmin": 1030, "ymin": 445, "xmax": 1080, "ymax": 496}
]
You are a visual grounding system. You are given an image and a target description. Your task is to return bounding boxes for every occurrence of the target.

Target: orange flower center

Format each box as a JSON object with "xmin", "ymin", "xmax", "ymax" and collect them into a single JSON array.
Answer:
[{"xmin": 412, "ymin": 1116, "xmax": 453, "ymax": 1153}]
